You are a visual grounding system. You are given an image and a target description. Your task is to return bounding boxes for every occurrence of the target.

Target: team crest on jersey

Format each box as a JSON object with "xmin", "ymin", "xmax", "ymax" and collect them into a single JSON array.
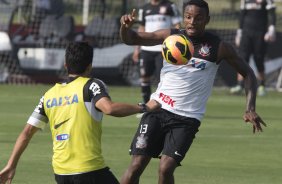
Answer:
[
  {"xmin": 199, "ymin": 43, "xmax": 211, "ymax": 57},
  {"xmin": 159, "ymin": 6, "xmax": 167, "ymax": 14},
  {"xmin": 136, "ymin": 134, "xmax": 148, "ymax": 149}
]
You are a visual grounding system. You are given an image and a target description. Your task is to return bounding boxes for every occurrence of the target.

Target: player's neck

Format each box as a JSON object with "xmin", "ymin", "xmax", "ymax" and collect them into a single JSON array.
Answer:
[{"xmin": 68, "ymin": 74, "xmax": 80, "ymax": 78}]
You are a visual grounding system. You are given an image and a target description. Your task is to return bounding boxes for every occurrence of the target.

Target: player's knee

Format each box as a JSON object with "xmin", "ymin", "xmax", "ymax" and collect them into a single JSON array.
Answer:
[
  {"xmin": 158, "ymin": 157, "xmax": 177, "ymax": 176},
  {"xmin": 129, "ymin": 156, "xmax": 149, "ymax": 175},
  {"xmin": 255, "ymin": 61, "xmax": 265, "ymax": 72}
]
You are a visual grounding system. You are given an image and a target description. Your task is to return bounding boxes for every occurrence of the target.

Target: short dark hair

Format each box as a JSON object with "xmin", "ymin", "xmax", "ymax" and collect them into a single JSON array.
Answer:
[
  {"xmin": 65, "ymin": 42, "xmax": 93, "ymax": 74},
  {"xmin": 183, "ymin": 0, "xmax": 209, "ymax": 16}
]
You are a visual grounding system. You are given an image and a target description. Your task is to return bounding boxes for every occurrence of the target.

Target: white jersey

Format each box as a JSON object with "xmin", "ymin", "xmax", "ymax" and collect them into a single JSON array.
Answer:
[{"xmin": 151, "ymin": 30, "xmax": 221, "ymax": 121}]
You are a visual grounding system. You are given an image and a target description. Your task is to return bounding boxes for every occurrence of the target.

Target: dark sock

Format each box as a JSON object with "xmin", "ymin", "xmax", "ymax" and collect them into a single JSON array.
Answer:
[{"xmin": 259, "ymin": 80, "xmax": 265, "ymax": 86}]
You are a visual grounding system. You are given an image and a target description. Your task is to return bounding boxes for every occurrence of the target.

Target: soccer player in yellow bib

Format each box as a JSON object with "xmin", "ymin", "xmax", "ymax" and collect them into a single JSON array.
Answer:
[{"xmin": 0, "ymin": 42, "xmax": 160, "ymax": 184}]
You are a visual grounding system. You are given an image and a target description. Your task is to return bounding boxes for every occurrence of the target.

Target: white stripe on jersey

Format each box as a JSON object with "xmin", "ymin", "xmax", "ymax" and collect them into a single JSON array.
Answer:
[
  {"xmin": 141, "ymin": 14, "xmax": 181, "ymax": 52},
  {"xmin": 150, "ymin": 57, "xmax": 219, "ymax": 121}
]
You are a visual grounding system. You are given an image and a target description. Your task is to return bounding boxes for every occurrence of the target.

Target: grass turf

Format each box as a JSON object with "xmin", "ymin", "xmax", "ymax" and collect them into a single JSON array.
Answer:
[{"xmin": 0, "ymin": 84, "xmax": 281, "ymax": 184}]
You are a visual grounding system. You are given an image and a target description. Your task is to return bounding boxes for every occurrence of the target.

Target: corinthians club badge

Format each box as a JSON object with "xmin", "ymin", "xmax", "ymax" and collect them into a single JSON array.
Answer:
[
  {"xmin": 136, "ymin": 134, "xmax": 148, "ymax": 149},
  {"xmin": 199, "ymin": 43, "xmax": 211, "ymax": 57}
]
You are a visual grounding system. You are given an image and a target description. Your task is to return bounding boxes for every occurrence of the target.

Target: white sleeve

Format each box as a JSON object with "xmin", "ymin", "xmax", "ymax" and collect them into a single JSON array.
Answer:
[{"xmin": 27, "ymin": 112, "xmax": 48, "ymax": 130}]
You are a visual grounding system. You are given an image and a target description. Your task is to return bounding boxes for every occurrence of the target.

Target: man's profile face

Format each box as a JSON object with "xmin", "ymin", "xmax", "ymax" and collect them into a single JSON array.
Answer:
[{"xmin": 183, "ymin": 5, "xmax": 210, "ymax": 37}]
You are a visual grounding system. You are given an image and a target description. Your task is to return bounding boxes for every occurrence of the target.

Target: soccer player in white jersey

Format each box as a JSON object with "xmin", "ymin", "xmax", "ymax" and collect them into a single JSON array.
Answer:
[
  {"xmin": 119, "ymin": 0, "xmax": 266, "ymax": 183},
  {"xmin": 230, "ymin": 0, "xmax": 276, "ymax": 96},
  {"xmin": 0, "ymin": 42, "xmax": 160, "ymax": 184},
  {"xmin": 132, "ymin": 0, "xmax": 182, "ymax": 105}
]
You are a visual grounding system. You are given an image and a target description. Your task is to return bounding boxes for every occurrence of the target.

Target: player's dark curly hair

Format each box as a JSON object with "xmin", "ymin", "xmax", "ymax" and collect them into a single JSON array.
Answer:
[
  {"xmin": 183, "ymin": 0, "xmax": 209, "ymax": 16},
  {"xmin": 65, "ymin": 42, "xmax": 93, "ymax": 74}
]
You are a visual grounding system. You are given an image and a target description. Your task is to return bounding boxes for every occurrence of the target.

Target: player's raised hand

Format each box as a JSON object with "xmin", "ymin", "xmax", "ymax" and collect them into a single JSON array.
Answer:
[
  {"xmin": 243, "ymin": 111, "xmax": 267, "ymax": 133},
  {"xmin": 120, "ymin": 9, "xmax": 136, "ymax": 28}
]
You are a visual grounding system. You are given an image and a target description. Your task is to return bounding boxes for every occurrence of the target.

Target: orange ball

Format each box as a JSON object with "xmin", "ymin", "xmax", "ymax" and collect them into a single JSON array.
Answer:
[{"xmin": 162, "ymin": 34, "xmax": 194, "ymax": 65}]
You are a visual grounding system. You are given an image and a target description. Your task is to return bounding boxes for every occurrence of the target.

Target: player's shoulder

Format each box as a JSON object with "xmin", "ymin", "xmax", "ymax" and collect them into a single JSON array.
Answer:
[{"xmin": 84, "ymin": 78, "xmax": 107, "ymax": 89}]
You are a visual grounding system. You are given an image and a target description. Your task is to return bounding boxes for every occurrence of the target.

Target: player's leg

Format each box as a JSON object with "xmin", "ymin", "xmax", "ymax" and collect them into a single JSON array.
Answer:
[
  {"xmin": 154, "ymin": 52, "xmax": 163, "ymax": 83},
  {"xmin": 121, "ymin": 111, "xmax": 165, "ymax": 184},
  {"xmin": 253, "ymin": 31, "xmax": 267, "ymax": 96},
  {"xmin": 139, "ymin": 51, "xmax": 156, "ymax": 103},
  {"xmin": 121, "ymin": 155, "xmax": 151, "ymax": 184},
  {"xmin": 158, "ymin": 155, "xmax": 178, "ymax": 184},
  {"xmin": 159, "ymin": 112, "xmax": 201, "ymax": 184},
  {"xmin": 230, "ymin": 30, "xmax": 252, "ymax": 94}
]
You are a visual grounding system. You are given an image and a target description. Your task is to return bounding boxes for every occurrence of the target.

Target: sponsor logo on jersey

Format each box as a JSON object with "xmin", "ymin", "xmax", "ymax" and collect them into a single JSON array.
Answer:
[
  {"xmin": 186, "ymin": 58, "xmax": 207, "ymax": 70},
  {"xmin": 199, "ymin": 43, "xmax": 211, "ymax": 57},
  {"xmin": 46, "ymin": 94, "xmax": 78, "ymax": 108},
  {"xmin": 89, "ymin": 82, "xmax": 101, "ymax": 96},
  {"xmin": 56, "ymin": 134, "xmax": 69, "ymax": 141},
  {"xmin": 159, "ymin": 93, "xmax": 175, "ymax": 107},
  {"xmin": 54, "ymin": 118, "xmax": 70, "ymax": 129},
  {"xmin": 146, "ymin": 16, "xmax": 167, "ymax": 23},
  {"xmin": 136, "ymin": 134, "xmax": 148, "ymax": 149},
  {"xmin": 245, "ymin": 3, "xmax": 262, "ymax": 10}
]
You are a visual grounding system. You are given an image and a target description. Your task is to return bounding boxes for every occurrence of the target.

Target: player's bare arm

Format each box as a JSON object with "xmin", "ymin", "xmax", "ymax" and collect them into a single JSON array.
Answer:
[
  {"xmin": 95, "ymin": 97, "xmax": 161, "ymax": 117},
  {"xmin": 120, "ymin": 9, "xmax": 171, "ymax": 46},
  {"xmin": 0, "ymin": 124, "xmax": 39, "ymax": 184},
  {"xmin": 218, "ymin": 41, "xmax": 266, "ymax": 133}
]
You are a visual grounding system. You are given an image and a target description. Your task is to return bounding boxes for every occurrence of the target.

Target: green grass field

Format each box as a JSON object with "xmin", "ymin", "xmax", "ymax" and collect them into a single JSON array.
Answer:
[{"xmin": 0, "ymin": 85, "xmax": 281, "ymax": 184}]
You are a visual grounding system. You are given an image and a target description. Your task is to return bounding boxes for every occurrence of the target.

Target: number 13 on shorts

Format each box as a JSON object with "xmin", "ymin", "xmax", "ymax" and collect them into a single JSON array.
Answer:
[{"xmin": 140, "ymin": 124, "xmax": 148, "ymax": 134}]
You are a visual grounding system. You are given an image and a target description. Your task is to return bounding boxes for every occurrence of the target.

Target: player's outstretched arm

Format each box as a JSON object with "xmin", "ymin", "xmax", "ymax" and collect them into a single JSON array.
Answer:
[
  {"xmin": 218, "ymin": 41, "xmax": 267, "ymax": 133},
  {"xmin": 120, "ymin": 9, "xmax": 170, "ymax": 46},
  {"xmin": 95, "ymin": 97, "xmax": 161, "ymax": 117},
  {"xmin": 0, "ymin": 124, "xmax": 39, "ymax": 184}
]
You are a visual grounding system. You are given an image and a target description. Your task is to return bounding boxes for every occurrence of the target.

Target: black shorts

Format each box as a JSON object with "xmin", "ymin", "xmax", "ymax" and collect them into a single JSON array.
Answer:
[
  {"xmin": 130, "ymin": 109, "xmax": 201, "ymax": 164},
  {"xmin": 139, "ymin": 50, "xmax": 163, "ymax": 78},
  {"xmin": 54, "ymin": 167, "xmax": 119, "ymax": 184}
]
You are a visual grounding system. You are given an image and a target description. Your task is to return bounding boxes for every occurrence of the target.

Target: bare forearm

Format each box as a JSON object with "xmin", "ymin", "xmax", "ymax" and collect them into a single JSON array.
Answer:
[
  {"xmin": 244, "ymin": 71, "xmax": 257, "ymax": 112},
  {"xmin": 120, "ymin": 25, "xmax": 138, "ymax": 45},
  {"xmin": 7, "ymin": 132, "xmax": 32, "ymax": 168},
  {"xmin": 6, "ymin": 125, "xmax": 37, "ymax": 168},
  {"xmin": 105, "ymin": 103, "xmax": 142, "ymax": 117}
]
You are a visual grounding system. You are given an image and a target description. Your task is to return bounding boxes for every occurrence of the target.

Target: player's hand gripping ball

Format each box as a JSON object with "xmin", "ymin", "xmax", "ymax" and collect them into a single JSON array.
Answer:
[{"xmin": 162, "ymin": 34, "xmax": 194, "ymax": 65}]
